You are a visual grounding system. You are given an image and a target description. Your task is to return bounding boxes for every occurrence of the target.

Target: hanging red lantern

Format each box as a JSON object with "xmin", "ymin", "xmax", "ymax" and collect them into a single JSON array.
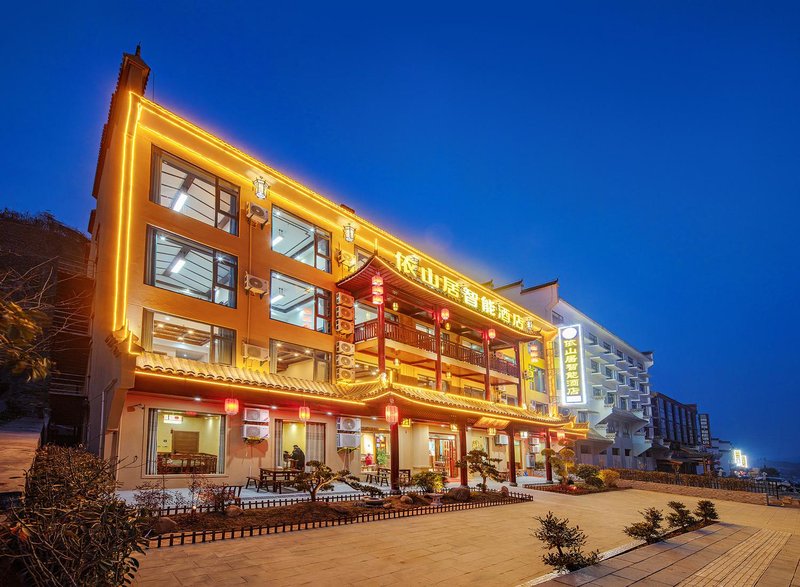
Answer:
[
  {"xmin": 440, "ymin": 308, "xmax": 450, "ymax": 322},
  {"xmin": 487, "ymin": 328, "xmax": 496, "ymax": 341},
  {"xmin": 299, "ymin": 406, "xmax": 311, "ymax": 422},
  {"xmin": 385, "ymin": 402, "xmax": 399, "ymax": 426},
  {"xmin": 371, "ymin": 275, "xmax": 384, "ymax": 305},
  {"xmin": 224, "ymin": 398, "xmax": 239, "ymax": 415}
]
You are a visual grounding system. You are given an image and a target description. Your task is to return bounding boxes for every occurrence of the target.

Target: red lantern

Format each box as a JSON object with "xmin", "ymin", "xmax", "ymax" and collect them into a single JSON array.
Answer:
[
  {"xmin": 385, "ymin": 403, "xmax": 399, "ymax": 426},
  {"xmin": 371, "ymin": 275, "xmax": 384, "ymax": 305},
  {"xmin": 224, "ymin": 398, "xmax": 239, "ymax": 415},
  {"xmin": 440, "ymin": 308, "xmax": 450, "ymax": 322},
  {"xmin": 487, "ymin": 328, "xmax": 496, "ymax": 341},
  {"xmin": 299, "ymin": 406, "xmax": 311, "ymax": 422}
]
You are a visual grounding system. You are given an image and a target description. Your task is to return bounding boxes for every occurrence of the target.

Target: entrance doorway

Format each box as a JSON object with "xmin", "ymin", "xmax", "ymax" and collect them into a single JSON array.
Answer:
[{"xmin": 429, "ymin": 434, "xmax": 457, "ymax": 477}]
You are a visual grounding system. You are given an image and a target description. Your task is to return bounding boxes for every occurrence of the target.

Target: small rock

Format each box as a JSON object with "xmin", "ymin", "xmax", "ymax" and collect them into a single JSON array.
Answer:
[
  {"xmin": 399, "ymin": 495, "xmax": 413, "ymax": 504},
  {"xmin": 153, "ymin": 516, "xmax": 178, "ymax": 534},
  {"xmin": 225, "ymin": 505, "xmax": 244, "ymax": 517},
  {"xmin": 500, "ymin": 486, "xmax": 510, "ymax": 497},
  {"xmin": 447, "ymin": 487, "xmax": 471, "ymax": 502},
  {"xmin": 383, "ymin": 503, "xmax": 393, "ymax": 509}
]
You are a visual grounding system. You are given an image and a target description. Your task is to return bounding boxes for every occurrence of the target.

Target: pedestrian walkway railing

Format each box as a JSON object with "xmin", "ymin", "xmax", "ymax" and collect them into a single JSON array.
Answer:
[{"xmin": 614, "ymin": 469, "xmax": 782, "ymax": 498}]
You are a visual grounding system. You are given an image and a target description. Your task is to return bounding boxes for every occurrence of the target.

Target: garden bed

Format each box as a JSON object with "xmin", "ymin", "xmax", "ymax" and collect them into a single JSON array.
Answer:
[
  {"xmin": 523, "ymin": 483, "xmax": 626, "ymax": 495},
  {"xmin": 147, "ymin": 490, "xmax": 532, "ymax": 548}
]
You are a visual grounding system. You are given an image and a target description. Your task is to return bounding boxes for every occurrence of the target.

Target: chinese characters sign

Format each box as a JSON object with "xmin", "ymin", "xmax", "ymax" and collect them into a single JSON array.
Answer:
[
  {"xmin": 558, "ymin": 324, "xmax": 587, "ymax": 405},
  {"xmin": 698, "ymin": 413, "xmax": 711, "ymax": 447},
  {"xmin": 394, "ymin": 251, "xmax": 536, "ymax": 334}
]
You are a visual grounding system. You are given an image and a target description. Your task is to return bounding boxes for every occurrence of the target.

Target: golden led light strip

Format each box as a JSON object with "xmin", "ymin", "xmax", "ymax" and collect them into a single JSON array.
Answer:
[
  {"xmin": 136, "ymin": 96, "xmax": 552, "ymax": 330},
  {"xmin": 112, "ymin": 93, "xmax": 134, "ymax": 329},
  {"xmin": 121, "ymin": 102, "xmax": 142, "ymax": 325}
]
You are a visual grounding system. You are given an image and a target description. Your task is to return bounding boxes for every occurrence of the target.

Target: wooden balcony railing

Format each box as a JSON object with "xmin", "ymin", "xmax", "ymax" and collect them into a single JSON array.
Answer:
[{"xmin": 354, "ymin": 320, "xmax": 519, "ymax": 378}]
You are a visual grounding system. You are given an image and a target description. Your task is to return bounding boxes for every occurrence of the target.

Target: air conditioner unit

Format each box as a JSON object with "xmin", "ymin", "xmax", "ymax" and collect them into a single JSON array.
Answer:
[
  {"xmin": 337, "ymin": 417, "xmax": 361, "ymax": 432},
  {"xmin": 243, "ymin": 408, "xmax": 269, "ymax": 423},
  {"xmin": 243, "ymin": 424, "xmax": 269, "ymax": 439},
  {"xmin": 336, "ymin": 340, "xmax": 355, "ymax": 355},
  {"xmin": 246, "ymin": 202, "xmax": 269, "ymax": 227},
  {"xmin": 335, "ymin": 291, "xmax": 354, "ymax": 308},
  {"xmin": 243, "ymin": 343, "xmax": 269, "ymax": 363},
  {"xmin": 336, "ymin": 354, "xmax": 355, "ymax": 368},
  {"xmin": 335, "ymin": 319, "xmax": 354, "ymax": 335},
  {"xmin": 336, "ymin": 367, "xmax": 354, "ymax": 381},
  {"xmin": 244, "ymin": 273, "xmax": 268, "ymax": 297},
  {"xmin": 495, "ymin": 434, "xmax": 509, "ymax": 446},
  {"xmin": 336, "ymin": 433, "xmax": 361, "ymax": 449},
  {"xmin": 335, "ymin": 306, "xmax": 355, "ymax": 321}
]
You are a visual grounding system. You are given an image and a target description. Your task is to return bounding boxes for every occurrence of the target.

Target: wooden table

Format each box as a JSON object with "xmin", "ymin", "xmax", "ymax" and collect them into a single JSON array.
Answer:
[
  {"xmin": 378, "ymin": 467, "xmax": 412, "ymax": 483},
  {"xmin": 259, "ymin": 468, "xmax": 301, "ymax": 493}
]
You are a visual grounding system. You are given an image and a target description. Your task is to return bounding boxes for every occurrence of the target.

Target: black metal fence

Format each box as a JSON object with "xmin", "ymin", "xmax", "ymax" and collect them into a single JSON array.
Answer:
[
  {"xmin": 614, "ymin": 469, "xmax": 782, "ymax": 498},
  {"xmin": 148, "ymin": 491, "xmax": 534, "ymax": 548},
  {"xmin": 151, "ymin": 491, "xmax": 370, "ymax": 517}
]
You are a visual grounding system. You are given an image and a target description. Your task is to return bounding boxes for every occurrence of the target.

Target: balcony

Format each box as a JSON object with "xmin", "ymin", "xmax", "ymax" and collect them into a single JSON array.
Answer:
[{"xmin": 354, "ymin": 320, "xmax": 520, "ymax": 378}]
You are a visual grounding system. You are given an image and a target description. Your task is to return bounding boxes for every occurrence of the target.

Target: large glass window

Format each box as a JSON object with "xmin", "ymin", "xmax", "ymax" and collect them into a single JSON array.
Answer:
[
  {"xmin": 147, "ymin": 227, "xmax": 237, "ymax": 307},
  {"xmin": 151, "ymin": 148, "xmax": 239, "ymax": 235},
  {"xmin": 143, "ymin": 310, "xmax": 234, "ymax": 365},
  {"xmin": 270, "ymin": 339, "xmax": 331, "ymax": 382},
  {"xmin": 271, "ymin": 207, "xmax": 331, "ymax": 272},
  {"xmin": 269, "ymin": 272, "xmax": 331, "ymax": 333},
  {"xmin": 146, "ymin": 408, "xmax": 225, "ymax": 475}
]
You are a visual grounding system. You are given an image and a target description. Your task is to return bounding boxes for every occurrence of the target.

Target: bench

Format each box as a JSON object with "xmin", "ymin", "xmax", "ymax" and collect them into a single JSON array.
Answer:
[{"xmin": 272, "ymin": 479, "xmax": 298, "ymax": 494}]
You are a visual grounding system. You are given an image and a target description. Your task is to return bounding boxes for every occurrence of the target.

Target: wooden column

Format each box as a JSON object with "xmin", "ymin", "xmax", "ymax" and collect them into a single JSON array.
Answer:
[
  {"xmin": 459, "ymin": 419, "xmax": 469, "ymax": 487},
  {"xmin": 434, "ymin": 311, "xmax": 443, "ymax": 391},
  {"xmin": 377, "ymin": 302, "xmax": 386, "ymax": 374},
  {"xmin": 515, "ymin": 343, "xmax": 523, "ymax": 406},
  {"xmin": 390, "ymin": 421, "xmax": 400, "ymax": 494},
  {"xmin": 483, "ymin": 334, "xmax": 492, "ymax": 401},
  {"xmin": 508, "ymin": 425, "xmax": 517, "ymax": 486},
  {"xmin": 544, "ymin": 431, "xmax": 553, "ymax": 483}
]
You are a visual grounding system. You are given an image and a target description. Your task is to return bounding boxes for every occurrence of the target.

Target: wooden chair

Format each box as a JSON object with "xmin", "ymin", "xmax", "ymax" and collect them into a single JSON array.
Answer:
[{"xmin": 220, "ymin": 485, "xmax": 243, "ymax": 505}]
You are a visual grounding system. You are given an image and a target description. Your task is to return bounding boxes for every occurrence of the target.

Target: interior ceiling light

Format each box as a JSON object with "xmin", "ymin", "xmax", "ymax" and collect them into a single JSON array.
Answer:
[
  {"xmin": 172, "ymin": 191, "xmax": 189, "ymax": 212},
  {"xmin": 272, "ymin": 229, "xmax": 284, "ymax": 246},
  {"xmin": 166, "ymin": 253, "xmax": 187, "ymax": 274}
]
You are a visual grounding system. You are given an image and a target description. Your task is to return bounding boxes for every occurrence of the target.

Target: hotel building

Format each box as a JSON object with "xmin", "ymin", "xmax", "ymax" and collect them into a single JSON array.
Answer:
[
  {"xmin": 85, "ymin": 49, "xmax": 585, "ymax": 491},
  {"xmin": 496, "ymin": 280, "xmax": 655, "ymax": 470},
  {"xmin": 648, "ymin": 391, "xmax": 713, "ymax": 474}
]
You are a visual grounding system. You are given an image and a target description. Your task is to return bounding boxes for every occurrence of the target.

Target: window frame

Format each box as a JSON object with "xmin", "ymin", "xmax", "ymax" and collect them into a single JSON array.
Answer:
[
  {"xmin": 269, "ymin": 271, "xmax": 332, "ymax": 334},
  {"xmin": 142, "ymin": 309, "xmax": 235, "ymax": 365},
  {"xmin": 269, "ymin": 339, "xmax": 332, "ymax": 382},
  {"xmin": 271, "ymin": 206, "xmax": 332, "ymax": 273}
]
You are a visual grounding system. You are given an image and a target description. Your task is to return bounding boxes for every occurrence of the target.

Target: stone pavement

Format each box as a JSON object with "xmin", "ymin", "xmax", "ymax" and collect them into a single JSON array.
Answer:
[
  {"xmin": 133, "ymin": 487, "xmax": 800, "ymax": 586},
  {"xmin": 538, "ymin": 523, "xmax": 800, "ymax": 586}
]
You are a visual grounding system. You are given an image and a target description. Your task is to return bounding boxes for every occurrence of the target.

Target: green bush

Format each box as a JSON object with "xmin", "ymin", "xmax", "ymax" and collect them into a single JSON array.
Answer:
[
  {"xmin": 694, "ymin": 500, "xmax": 719, "ymax": 523},
  {"xmin": 575, "ymin": 464, "xmax": 601, "ymax": 483},
  {"xmin": 623, "ymin": 507, "xmax": 664, "ymax": 544},
  {"xmin": 598, "ymin": 469, "xmax": 619, "ymax": 488},
  {"xmin": 411, "ymin": 470, "xmax": 446, "ymax": 493},
  {"xmin": 584, "ymin": 476, "xmax": 604, "ymax": 489},
  {"xmin": 533, "ymin": 511, "xmax": 600, "ymax": 572},
  {"xmin": 666, "ymin": 501, "xmax": 697, "ymax": 530},
  {"xmin": 0, "ymin": 445, "xmax": 147, "ymax": 586}
]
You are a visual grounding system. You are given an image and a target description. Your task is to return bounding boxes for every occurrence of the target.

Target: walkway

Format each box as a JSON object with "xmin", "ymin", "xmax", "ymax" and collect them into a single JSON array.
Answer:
[{"xmin": 133, "ymin": 487, "xmax": 800, "ymax": 586}]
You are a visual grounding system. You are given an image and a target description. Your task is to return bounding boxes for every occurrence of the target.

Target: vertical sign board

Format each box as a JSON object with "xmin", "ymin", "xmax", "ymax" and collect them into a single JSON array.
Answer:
[
  {"xmin": 733, "ymin": 449, "xmax": 743, "ymax": 467},
  {"xmin": 558, "ymin": 324, "xmax": 587, "ymax": 405},
  {"xmin": 698, "ymin": 413, "xmax": 711, "ymax": 447}
]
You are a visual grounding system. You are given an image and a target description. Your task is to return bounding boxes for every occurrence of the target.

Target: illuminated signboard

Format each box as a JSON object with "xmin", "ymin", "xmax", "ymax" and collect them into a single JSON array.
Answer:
[
  {"xmin": 733, "ymin": 449, "xmax": 743, "ymax": 467},
  {"xmin": 558, "ymin": 324, "xmax": 587, "ymax": 405},
  {"xmin": 698, "ymin": 413, "xmax": 711, "ymax": 447},
  {"xmin": 394, "ymin": 252, "xmax": 536, "ymax": 334},
  {"xmin": 741, "ymin": 455, "xmax": 748, "ymax": 468}
]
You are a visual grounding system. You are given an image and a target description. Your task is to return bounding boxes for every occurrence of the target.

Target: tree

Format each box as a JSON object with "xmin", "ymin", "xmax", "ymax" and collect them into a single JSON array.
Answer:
[
  {"xmin": 456, "ymin": 449, "xmax": 503, "ymax": 492},
  {"xmin": 666, "ymin": 501, "xmax": 697, "ymax": 530},
  {"xmin": 293, "ymin": 461, "xmax": 383, "ymax": 501},
  {"xmin": 575, "ymin": 464, "xmax": 602, "ymax": 487},
  {"xmin": 411, "ymin": 470, "xmax": 446, "ymax": 493},
  {"xmin": 541, "ymin": 441, "xmax": 576, "ymax": 486},
  {"xmin": 694, "ymin": 500, "xmax": 719, "ymax": 524},
  {"xmin": 623, "ymin": 507, "xmax": 664, "ymax": 544},
  {"xmin": 533, "ymin": 511, "xmax": 600, "ymax": 572}
]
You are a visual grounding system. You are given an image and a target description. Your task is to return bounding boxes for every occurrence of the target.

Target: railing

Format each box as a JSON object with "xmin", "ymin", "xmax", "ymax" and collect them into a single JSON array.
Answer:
[
  {"xmin": 354, "ymin": 320, "xmax": 519, "ymax": 378},
  {"xmin": 49, "ymin": 372, "xmax": 86, "ymax": 395},
  {"xmin": 614, "ymin": 469, "xmax": 782, "ymax": 497}
]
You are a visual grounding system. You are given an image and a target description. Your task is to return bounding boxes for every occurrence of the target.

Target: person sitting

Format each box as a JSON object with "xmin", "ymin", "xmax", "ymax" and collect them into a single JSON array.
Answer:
[
  {"xmin": 290, "ymin": 444, "xmax": 306, "ymax": 471},
  {"xmin": 364, "ymin": 453, "xmax": 374, "ymax": 467}
]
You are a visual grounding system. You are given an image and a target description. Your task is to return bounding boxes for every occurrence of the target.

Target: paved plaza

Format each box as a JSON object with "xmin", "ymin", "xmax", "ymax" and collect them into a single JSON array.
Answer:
[{"xmin": 134, "ymin": 488, "xmax": 800, "ymax": 586}]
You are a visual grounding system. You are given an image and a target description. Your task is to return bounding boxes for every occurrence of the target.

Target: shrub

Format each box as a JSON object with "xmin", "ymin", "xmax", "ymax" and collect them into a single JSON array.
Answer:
[
  {"xmin": 584, "ymin": 476, "xmax": 604, "ymax": 489},
  {"xmin": 0, "ymin": 445, "xmax": 147, "ymax": 586},
  {"xmin": 575, "ymin": 464, "xmax": 600, "ymax": 482},
  {"xmin": 533, "ymin": 511, "xmax": 600, "ymax": 572},
  {"xmin": 133, "ymin": 481, "xmax": 185, "ymax": 517},
  {"xmin": 599, "ymin": 469, "xmax": 620, "ymax": 488},
  {"xmin": 411, "ymin": 470, "xmax": 447, "ymax": 493},
  {"xmin": 623, "ymin": 507, "xmax": 664, "ymax": 544},
  {"xmin": 694, "ymin": 500, "xmax": 719, "ymax": 524},
  {"xmin": 666, "ymin": 501, "xmax": 697, "ymax": 530}
]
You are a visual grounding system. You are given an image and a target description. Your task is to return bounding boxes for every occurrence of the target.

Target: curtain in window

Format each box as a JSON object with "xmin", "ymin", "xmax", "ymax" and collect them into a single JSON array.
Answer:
[
  {"xmin": 217, "ymin": 415, "xmax": 226, "ymax": 474},
  {"xmin": 306, "ymin": 422, "xmax": 326, "ymax": 466},
  {"xmin": 273, "ymin": 419, "xmax": 284, "ymax": 466},
  {"xmin": 145, "ymin": 409, "xmax": 159, "ymax": 475}
]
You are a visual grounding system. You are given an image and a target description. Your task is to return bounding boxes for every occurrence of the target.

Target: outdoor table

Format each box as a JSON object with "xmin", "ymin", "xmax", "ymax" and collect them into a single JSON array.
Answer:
[
  {"xmin": 378, "ymin": 467, "xmax": 412, "ymax": 483},
  {"xmin": 259, "ymin": 468, "xmax": 301, "ymax": 492}
]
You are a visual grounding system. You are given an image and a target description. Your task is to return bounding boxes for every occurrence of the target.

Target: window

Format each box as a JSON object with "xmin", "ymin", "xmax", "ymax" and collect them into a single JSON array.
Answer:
[
  {"xmin": 355, "ymin": 246, "xmax": 372, "ymax": 269},
  {"xmin": 417, "ymin": 375, "xmax": 436, "ymax": 389},
  {"xmin": 269, "ymin": 272, "xmax": 331, "ymax": 333},
  {"xmin": 271, "ymin": 207, "xmax": 331, "ymax": 272},
  {"xmin": 146, "ymin": 227, "xmax": 237, "ymax": 307},
  {"xmin": 601, "ymin": 341, "xmax": 612, "ymax": 352},
  {"xmin": 617, "ymin": 372, "xmax": 625, "ymax": 384},
  {"xmin": 270, "ymin": 340, "xmax": 331, "ymax": 382},
  {"xmin": 143, "ymin": 310, "xmax": 234, "ymax": 365},
  {"xmin": 580, "ymin": 445, "xmax": 590, "ymax": 454},
  {"xmin": 590, "ymin": 360, "xmax": 600, "ymax": 373},
  {"xmin": 586, "ymin": 332, "xmax": 598, "ymax": 345},
  {"xmin": 528, "ymin": 366, "xmax": 546, "ymax": 393},
  {"xmin": 636, "ymin": 361, "xmax": 644, "ymax": 370},
  {"xmin": 624, "ymin": 449, "xmax": 631, "ymax": 457},
  {"xmin": 614, "ymin": 349, "xmax": 623, "ymax": 359},
  {"xmin": 151, "ymin": 149, "xmax": 238, "ymax": 235},
  {"xmin": 604, "ymin": 367, "xmax": 614, "ymax": 379},
  {"xmin": 577, "ymin": 411, "xmax": 589, "ymax": 423},
  {"xmin": 551, "ymin": 311, "xmax": 564, "ymax": 324},
  {"xmin": 146, "ymin": 409, "xmax": 225, "ymax": 475},
  {"xmin": 464, "ymin": 386, "xmax": 484, "ymax": 399},
  {"xmin": 612, "ymin": 448, "xmax": 620, "ymax": 456}
]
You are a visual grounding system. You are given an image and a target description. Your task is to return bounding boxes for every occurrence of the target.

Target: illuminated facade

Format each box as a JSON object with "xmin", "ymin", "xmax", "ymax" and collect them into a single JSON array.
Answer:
[
  {"xmin": 496, "ymin": 281, "xmax": 655, "ymax": 469},
  {"xmin": 84, "ymin": 49, "xmax": 584, "ymax": 490}
]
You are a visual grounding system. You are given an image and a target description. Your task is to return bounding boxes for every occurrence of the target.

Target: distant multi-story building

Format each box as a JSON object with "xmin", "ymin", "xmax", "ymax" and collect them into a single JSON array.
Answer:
[
  {"xmin": 710, "ymin": 437, "xmax": 734, "ymax": 476},
  {"xmin": 496, "ymin": 280, "xmax": 655, "ymax": 470},
  {"xmin": 648, "ymin": 391, "xmax": 713, "ymax": 473}
]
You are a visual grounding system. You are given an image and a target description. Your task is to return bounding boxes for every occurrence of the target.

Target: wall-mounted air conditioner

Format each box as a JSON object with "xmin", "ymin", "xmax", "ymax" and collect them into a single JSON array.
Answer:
[
  {"xmin": 243, "ymin": 342, "xmax": 269, "ymax": 363},
  {"xmin": 243, "ymin": 424, "xmax": 269, "ymax": 439},
  {"xmin": 336, "ymin": 367, "xmax": 354, "ymax": 381},
  {"xmin": 244, "ymin": 273, "xmax": 268, "ymax": 297},
  {"xmin": 495, "ymin": 434, "xmax": 509, "ymax": 446},
  {"xmin": 336, "ymin": 340, "xmax": 355, "ymax": 355},
  {"xmin": 335, "ymin": 292, "xmax": 354, "ymax": 308},
  {"xmin": 243, "ymin": 408, "xmax": 269, "ymax": 423},
  {"xmin": 335, "ymin": 306, "xmax": 355, "ymax": 321},
  {"xmin": 335, "ymin": 354, "xmax": 355, "ymax": 368},
  {"xmin": 336, "ymin": 417, "xmax": 361, "ymax": 432},
  {"xmin": 246, "ymin": 202, "xmax": 269, "ymax": 227},
  {"xmin": 336, "ymin": 433, "xmax": 361, "ymax": 449},
  {"xmin": 335, "ymin": 319, "xmax": 354, "ymax": 335}
]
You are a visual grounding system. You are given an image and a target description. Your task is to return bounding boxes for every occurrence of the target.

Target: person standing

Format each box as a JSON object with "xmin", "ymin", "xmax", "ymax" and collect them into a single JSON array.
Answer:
[{"xmin": 290, "ymin": 444, "xmax": 306, "ymax": 471}]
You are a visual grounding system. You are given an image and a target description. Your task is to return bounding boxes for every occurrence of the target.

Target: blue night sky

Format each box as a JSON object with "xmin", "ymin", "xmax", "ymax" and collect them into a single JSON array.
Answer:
[{"xmin": 1, "ymin": 2, "xmax": 798, "ymax": 462}]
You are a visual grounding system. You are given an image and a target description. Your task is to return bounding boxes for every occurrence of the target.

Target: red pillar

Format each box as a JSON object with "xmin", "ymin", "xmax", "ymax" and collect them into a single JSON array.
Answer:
[
  {"xmin": 544, "ymin": 432, "xmax": 553, "ymax": 483},
  {"xmin": 515, "ymin": 343, "xmax": 523, "ymax": 406},
  {"xmin": 434, "ymin": 311, "xmax": 443, "ymax": 391},
  {"xmin": 390, "ymin": 421, "xmax": 400, "ymax": 494},
  {"xmin": 459, "ymin": 419, "xmax": 469, "ymax": 487},
  {"xmin": 483, "ymin": 333, "xmax": 492, "ymax": 401},
  {"xmin": 508, "ymin": 425, "xmax": 517, "ymax": 486},
  {"xmin": 377, "ymin": 301, "xmax": 386, "ymax": 374}
]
